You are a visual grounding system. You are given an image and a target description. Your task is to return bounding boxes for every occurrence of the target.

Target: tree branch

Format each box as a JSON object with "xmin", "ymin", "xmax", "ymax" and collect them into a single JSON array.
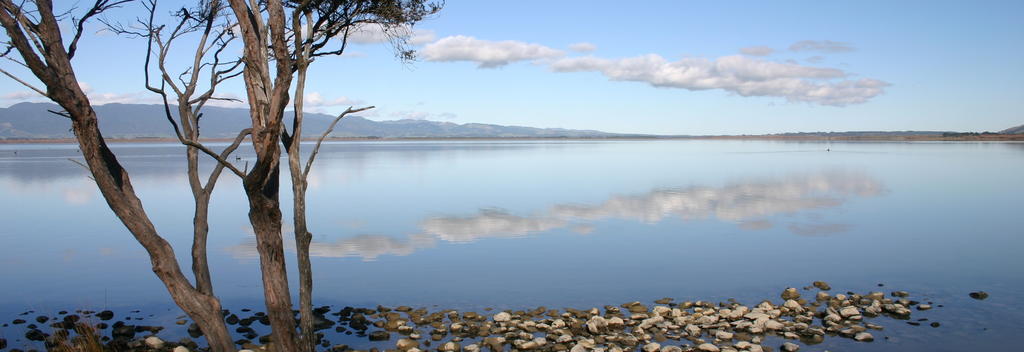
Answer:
[{"xmin": 302, "ymin": 105, "xmax": 373, "ymax": 179}]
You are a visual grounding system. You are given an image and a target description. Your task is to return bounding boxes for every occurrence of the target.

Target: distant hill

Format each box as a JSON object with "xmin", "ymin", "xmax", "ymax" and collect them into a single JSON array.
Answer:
[
  {"xmin": 0, "ymin": 102, "xmax": 625, "ymax": 139},
  {"xmin": 1000, "ymin": 124, "xmax": 1024, "ymax": 134},
  {"xmin": 770, "ymin": 131, "xmax": 950, "ymax": 137}
]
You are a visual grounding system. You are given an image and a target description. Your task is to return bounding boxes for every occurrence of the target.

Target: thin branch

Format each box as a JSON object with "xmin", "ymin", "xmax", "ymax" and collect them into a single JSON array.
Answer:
[
  {"xmin": 66, "ymin": 158, "xmax": 96, "ymax": 181},
  {"xmin": 0, "ymin": 67, "xmax": 46, "ymax": 96},
  {"xmin": 203, "ymin": 127, "xmax": 251, "ymax": 192},
  {"xmin": 302, "ymin": 105, "xmax": 373, "ymax": 179},
  {"xmin": 68, "ymin": 0, "xmax": 134, "ymax": 59}
]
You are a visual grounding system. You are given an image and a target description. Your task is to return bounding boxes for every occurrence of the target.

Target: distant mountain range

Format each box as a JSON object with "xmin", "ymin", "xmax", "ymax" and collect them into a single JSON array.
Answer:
[
  {"xmin": 0, "ymin": 102, "xmax": 627, "ymax": 139},
  {"xmin": 1, "ymin": 102, "xmax": 1021, "ymax": 140},
  {"xmin": 1001, "ymin": 124, "xmax": 1024, "ymax": 134}
]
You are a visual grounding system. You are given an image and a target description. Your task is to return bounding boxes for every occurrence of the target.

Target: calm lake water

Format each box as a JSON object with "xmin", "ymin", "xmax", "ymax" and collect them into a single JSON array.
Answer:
[{"xmin": 0, "ymin": 139, "xmax": 1022, "ymax": 351}]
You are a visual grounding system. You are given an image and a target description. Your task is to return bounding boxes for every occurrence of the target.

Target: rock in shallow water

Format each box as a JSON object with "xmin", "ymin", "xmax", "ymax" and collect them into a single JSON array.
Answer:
[
  {"xmin": 144, "ymin": 336, "xmax": 165, "ymax": 349},
  {"xmin": 369, "ymin": 331, "xmax": 390, "ymax": 341},
  {"xmin": 812, "ymin": 281, "xmax": 831, "ymax": 291},
  {"xmin": 492, "ymin": 312, "xmax": 511, "ymax": 322},
  {"xmin": 697, "ymin": 343, "xmax": 720, "ymax": 352},
  {"xmin": 854, "ymin": 332, "xmax": 874, "ymax": 342},
  {"xmin": 969, "ymin": 291, "xmax": 989, "ymax": 300},
  {"xmin": 781, "ymin": 342, "xmax": 800, "ymax": 351},
  {"xmin": 781, "ymin": 288, "xmax": 800, "ymax": 300}
]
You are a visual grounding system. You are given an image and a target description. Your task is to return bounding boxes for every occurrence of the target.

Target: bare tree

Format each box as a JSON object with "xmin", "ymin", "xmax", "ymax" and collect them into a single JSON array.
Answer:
[
  {"xmin": 280, "ymin": 2, "xmax": 440, "ymax": 350},
  {"xmin": 107, "ymin": 0, "xmax": 248, "ymax": 298},
  {"xmin": 0, "ymin": 1, "xmax": 237, "ymax": 351}
]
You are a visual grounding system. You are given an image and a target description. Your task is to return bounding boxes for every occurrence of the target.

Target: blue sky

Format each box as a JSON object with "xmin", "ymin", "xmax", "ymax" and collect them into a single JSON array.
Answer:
[{"xmin": 2, "ymin": 0, "xmax": 1022, "ymax": 135}]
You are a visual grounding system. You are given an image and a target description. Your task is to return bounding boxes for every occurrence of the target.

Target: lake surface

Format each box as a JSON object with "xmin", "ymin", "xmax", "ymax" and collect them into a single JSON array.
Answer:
[{"xmin": 0, "ymin": 139, "xmax": 1022, "ymax": 351}]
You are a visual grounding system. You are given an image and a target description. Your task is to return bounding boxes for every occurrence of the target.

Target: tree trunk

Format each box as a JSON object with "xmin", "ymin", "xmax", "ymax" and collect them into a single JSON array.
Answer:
[
  {"xmin": 244, "ymin": 157, "xmax": 300, "ymax": 352},
  {"xmin": 192, "ymin": 193, "xmax": 215, "ymax": 295}
]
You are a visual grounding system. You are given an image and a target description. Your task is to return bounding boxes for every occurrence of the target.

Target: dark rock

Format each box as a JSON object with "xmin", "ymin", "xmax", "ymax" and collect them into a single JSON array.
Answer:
[
  {"xmin": 12, "ymin": 319, "xmax": 26, "ymax": 324},
  {"xmin": 369, "ymin": 331, "xmax": 390, "ymax": 341},
  {"xmin": 187, "ymin": 323, "xmax": 204, "ymax": 338},
  {"xmin": 812, "ymin": 281, "xmax": 831, "ymax": 290},
  {"xmin": 112, "ymin": 324, "xmax": 136, "ymax": 340},
  {"xmin": 0, "ymin": 337, "xmax": 6, "ymax": 349},
  {"xmin": 226, "ymin": 314, "xmax": 240, "ymax": 325},
  {"xmin": 969, "ymin": 291, "xmax": 989, "ymax": 300},
  {"xmin": 930, "ymin": 322, "xmax": 941, "ymax": 327},
  {"xmin": 96, "ymin": 310, "xmax": 114, "ymax": 321},
  {"xmin": 331, "ymin": 344, "xmax": 349, "ymax": 352},
  {"xmin": 35, "ymin": 316, "xmax": 49, "ymax": 324},
  {"xmin": 259, "ymin": 335, "xmax": 273, "ymax": 344},
  {"xmin": 25, "ymin": 329, "xmax": 46, "ymax": 341}
]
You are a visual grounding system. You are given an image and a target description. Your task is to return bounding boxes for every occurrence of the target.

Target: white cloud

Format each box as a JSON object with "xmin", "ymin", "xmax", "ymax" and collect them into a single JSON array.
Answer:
[
  {"xmin": 304, "ymin": 92, "xmax": 360, "ymax": 107},
  {"xmin": 789, "ymin": 40, "xmax": 855, "ymax": 53},
  {"xmin": 422, "ymin": 35, "xmax": 565, "ymax": 68},
  {"xmin": 347, "ymin": 23, "xmax": 436, "ymax": 46},
  {"xmin": 2, "ymin": 91, "xmax": 43, "ymax": 100},
  {"xmin": 420, "ymin": 209, "xmax": 565, "ymax": 243},
  {"xmin": 568, "ymin": 42, "xmax": 597, "ymax": 53},
  {"xmin": 548, "ymin": 54, "xmax": 888, "ymax": 106},
  {"xmin": 740, "ymin": 46, "xmax": 774, "ymax": 56}
]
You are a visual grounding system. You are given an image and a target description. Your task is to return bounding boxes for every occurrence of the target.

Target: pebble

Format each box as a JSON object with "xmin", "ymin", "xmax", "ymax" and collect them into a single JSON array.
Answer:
[
  {"xmin": 492, "ymin": 312, "xmax": 511, "ymax": 322},
  {"xmin": 397, "ymin": 338, "xmax": 418, "ymax": 350},
  {"xmin": 917, "ymin": 304, "xmax": 932, "ymax": 311},
  {"xmin": 969, "ymin": 291, "xmax": 989, "ymax": 300},
  {"xmin": 697, "ymin": 343, "xmax": 720, "ymax": 352},
  {"xmin": 781, "ymin": 342, "xmax": 800, "ymax": 352},
  {"xmin": 144, "ymin": 336, "xmax": 165, "ymax": 349},
  {"xmin": 854, "ymin": 332, "xmax": 874, "ymax": 342}
]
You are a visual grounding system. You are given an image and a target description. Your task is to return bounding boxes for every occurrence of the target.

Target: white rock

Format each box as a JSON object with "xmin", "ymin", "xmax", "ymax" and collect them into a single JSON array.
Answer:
[
  {"xmin": 652, "ymin": 306, "xmax": 672, "ymax": 316},
  {"xmin": 493, "ymin": 312, "xmax": 512, "ymax": 322},
  {"xmin": 464, "ymin": 344, "xmax": 480, "ymax": 352},
  {"xmin": 697, "ymin": 343, "xmax": 720, "ymax": 352},
  {"xmin": 715, "ymin": 330, "xmax": 733, "ymax": 340},
  {"xmin": 587, "ymin": 316, "xmax": 608, "ymax": 334},
  {"xmin": 172, "ymin": 346, "xmax": 189, "ymax": 352},
  {"xmin": 783, "ymin": 300, "xmax": 804, "ymax": 313},
  {"xmin": 764, "ymin": 320, "xmax": 784, "ymax": 330},
  {"xmin": 660, "ymin": 346, "xmax": 683, "ymax": 352},
  {"xmin": 643, "ymin": 343, "xmax": 661, "ymax": 352},
  {"xmin": 839, "ymin": 306, "xmax": 860, "ymax": 318},
  {"xmin": 854, "ymin": 332, "xmax": 874, "ymax": 342},
  {"xmin": 685, "ymin": 324, "xmax": 701, "ymax": 337},
  {"xmin": 144, "ymin": 336, "xmax": 165, "ymax": 349},
  {"xmin": 781, "ymin": 342, "xmax": 800, "ymax": 352}
]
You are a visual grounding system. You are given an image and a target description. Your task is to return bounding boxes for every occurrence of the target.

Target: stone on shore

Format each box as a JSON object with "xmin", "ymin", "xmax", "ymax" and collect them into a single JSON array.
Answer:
[
  {"xmin": 493, "ymin": 312, "xmax": 511, "ymax": 322},
  {"xmin": 697, "ymin": 343, "xmax": 720, "ymax": 352},
  {"xmin": 854, "ymin": 332, "xmax": 874, "ymax": 342},
  {"xmin": 144, "ymin": 336, "xmax": 165, "ymax": 349}
]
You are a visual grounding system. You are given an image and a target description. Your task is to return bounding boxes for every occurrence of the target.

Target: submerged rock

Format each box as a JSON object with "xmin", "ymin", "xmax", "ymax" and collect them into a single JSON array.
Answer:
[
  {"xmin": 781, "ymin": 342, "xmax": 800, "ymax": 352},
  {"xmin": 781, "ymin": 288, "xmax": 800, "ymax": 300},
  {"xmin": 969, "ymin": 291, "xmax": 989, "ymax": 300},
  {"xmin": 812, "ymin": 281, "xmax": 831, "ymax": 291}
]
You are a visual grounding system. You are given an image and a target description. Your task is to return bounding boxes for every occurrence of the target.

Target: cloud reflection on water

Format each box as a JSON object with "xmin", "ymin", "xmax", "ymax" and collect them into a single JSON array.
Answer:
[{"xmin": 227, "ymin": 170, "xmax": 883, "ymax": 260}]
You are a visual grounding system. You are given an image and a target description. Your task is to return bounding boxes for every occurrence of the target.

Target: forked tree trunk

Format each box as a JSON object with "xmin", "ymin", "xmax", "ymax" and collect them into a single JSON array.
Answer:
[{"xmin": 0, "ymin": 2, "xmax": 236, "ymax": 351}]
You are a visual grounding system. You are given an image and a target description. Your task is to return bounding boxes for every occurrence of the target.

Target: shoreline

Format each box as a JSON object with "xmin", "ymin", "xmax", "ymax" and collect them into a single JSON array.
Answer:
[
  {"xmin": 1, "ymin": 134, "xmax": 1023, "ymax": 145},
  {"xmin": 2, "ymin": 283, "xmax": 968, "ymax": 352}
]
